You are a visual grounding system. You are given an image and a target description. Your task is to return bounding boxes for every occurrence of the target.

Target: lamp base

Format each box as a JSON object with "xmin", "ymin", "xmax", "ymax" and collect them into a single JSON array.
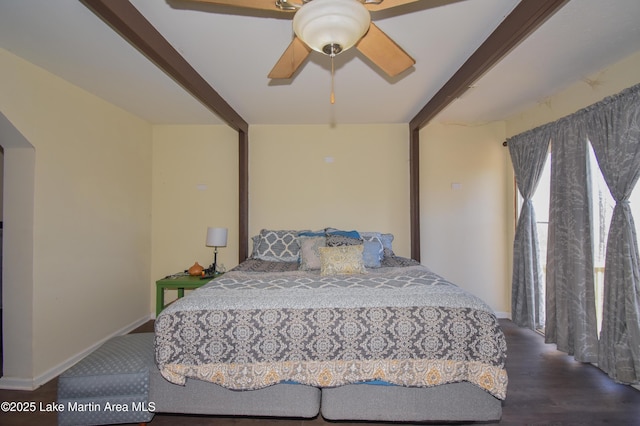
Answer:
[{"xmin": 205, "ymin": 248, "xmax": 219, "ymax": 275}]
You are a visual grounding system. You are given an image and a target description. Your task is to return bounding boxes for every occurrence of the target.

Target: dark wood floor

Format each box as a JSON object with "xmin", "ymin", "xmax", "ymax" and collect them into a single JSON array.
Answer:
[{"xmin": 0, "ymin": 319, "xmax": 639, "ymax": 426}]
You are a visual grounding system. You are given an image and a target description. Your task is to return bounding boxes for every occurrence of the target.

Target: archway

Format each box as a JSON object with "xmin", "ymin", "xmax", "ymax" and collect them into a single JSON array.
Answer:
[{"xmin": 0, "ymin": 112, "xmax": 36, "ymax": 389}]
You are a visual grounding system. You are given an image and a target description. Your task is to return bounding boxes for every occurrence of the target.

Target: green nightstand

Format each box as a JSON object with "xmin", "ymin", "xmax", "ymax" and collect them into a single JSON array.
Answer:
[{"xmin": 155, "ymin": 272, "xmax": 222, "ymax": 316}]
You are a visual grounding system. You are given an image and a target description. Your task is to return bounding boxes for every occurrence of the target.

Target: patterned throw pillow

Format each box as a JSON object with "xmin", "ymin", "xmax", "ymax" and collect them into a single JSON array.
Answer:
[
  {"xmin": 326, "ymin": 230, "xmax": 362, "ymax": 247},
  {"xmin": 254, "ymin": 229, "xmax": 303, "ymax": 262},
  {"xmin": 318, "ymin": 245, "xmax": 367, "ymax": 276},
  {"xmin": 250, "ymin": 235, "xmax": 261, "ymax": 258},
  {"xmin": 298, "ymin": 236, "xmax": 326, "ymax": 270},
  {"xmin": 360, "ymin": 231, "xmax": 395, "ymax": 258},
  {"xmin": 326, "ymin": 234, "xmax": 362, "ymax": 246},
  {"xmin": 380, "ymin": 233, "xmax": 395, "ymax": 258}
]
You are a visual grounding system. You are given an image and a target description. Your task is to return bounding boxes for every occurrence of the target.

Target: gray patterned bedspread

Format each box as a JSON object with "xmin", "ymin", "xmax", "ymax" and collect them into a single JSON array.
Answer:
[{"xmin": 155, "ymin": 261, "xmax": 508, "ymax": 399}]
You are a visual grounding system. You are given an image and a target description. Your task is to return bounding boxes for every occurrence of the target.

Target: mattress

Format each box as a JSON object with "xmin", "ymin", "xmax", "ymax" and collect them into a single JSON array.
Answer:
[{"xmin": 154, "ymin": 258, "xmax": 508, "ymax": 400}]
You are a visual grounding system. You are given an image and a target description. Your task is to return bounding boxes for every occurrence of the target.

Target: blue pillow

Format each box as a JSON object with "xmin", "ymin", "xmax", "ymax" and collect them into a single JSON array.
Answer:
[
  {"xmin": 326, "ymin": 229, "xmax": 361, "ymax": 239},
  {"xmin": 362, "ymin": 239, "xmax": 383, "ymax": 268},
  {"xmin": 298, "ymin": 230, "xmax": 326, "ymax": 237}
]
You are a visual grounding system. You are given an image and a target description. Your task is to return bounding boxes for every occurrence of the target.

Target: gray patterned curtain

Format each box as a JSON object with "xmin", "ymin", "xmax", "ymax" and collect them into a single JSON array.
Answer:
[
  {"xmin": 545, "ymin": 119, "xmax": 599, "ymax": 363},
  {"xmin": 509, "ymin": 83, "xmax": 640, "ymax": 377},
  {"xmin": 507, "ymin": 129, "xmax": 551, "ymax": 330},
  {"xmin": 586, "ymin": 85, "xmax": 640, "ymax": 384}
]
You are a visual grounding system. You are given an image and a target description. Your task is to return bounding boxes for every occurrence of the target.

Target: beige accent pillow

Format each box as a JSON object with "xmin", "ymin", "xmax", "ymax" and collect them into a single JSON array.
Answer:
[
  {"xmin": 298, "ymin": 236, "xmax": 326, "ymax": 271},
  {"xmin": 318, "ymin": 245, "xmax": 367, "ymax": 276}
]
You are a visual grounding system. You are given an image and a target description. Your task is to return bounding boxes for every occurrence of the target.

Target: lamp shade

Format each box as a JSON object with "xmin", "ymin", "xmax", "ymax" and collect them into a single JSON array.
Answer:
[
  {"xmin": 206, "ymin": 227, "xmax": 228, "ymax": 247},
  {"xmin": 293, "ymin": 0, "xmax": 371, "ymax": 56}
]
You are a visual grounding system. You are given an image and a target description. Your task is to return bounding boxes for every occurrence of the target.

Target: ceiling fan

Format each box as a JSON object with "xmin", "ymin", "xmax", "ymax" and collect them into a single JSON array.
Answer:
[{"xmin": 184, "ymin": 0, "xmax": 418, "ymax": 79}]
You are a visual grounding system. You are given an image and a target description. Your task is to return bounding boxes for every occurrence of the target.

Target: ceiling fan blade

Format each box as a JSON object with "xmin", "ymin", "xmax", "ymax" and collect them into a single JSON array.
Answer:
[
  {"xmin": 184, "ymin": 0, "xmax": 292, "ymax": 13},
  {"xmin": 363, "ymin": 0, "xmax": 424, "ymax": 12},
  {"xmin": 356, "ymin": 22, "xmax": 415, "ymax": 77},
  {"xmin": 268, "ymin": 36, "xmax": 311, "ymax": 79}
]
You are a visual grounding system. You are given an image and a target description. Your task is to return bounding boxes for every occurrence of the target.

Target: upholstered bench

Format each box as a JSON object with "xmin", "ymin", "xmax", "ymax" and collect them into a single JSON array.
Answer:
[{"xmin": 57, "ymin": 333, "xmax": 155, "ymax": 426}]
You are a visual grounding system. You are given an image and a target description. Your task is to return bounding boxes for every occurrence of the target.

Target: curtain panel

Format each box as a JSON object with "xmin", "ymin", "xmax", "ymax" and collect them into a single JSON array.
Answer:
[
  {"xmin": 586, "ymin": 85, "xmax": 640, "ymax": 384},
  {"xmin": 545, "ymin": 119, "xmax": 598, "ymax": 363},
  {"xmin": 507, "ymin": 129, "xmax": 550, "ymax": 330}
]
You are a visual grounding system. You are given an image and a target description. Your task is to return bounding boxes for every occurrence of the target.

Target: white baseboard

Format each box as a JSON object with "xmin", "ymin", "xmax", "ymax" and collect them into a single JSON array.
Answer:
[
  {"xmin": 0, "ymin": 313, "xmax": 153, "ymax": 391},
  {"xmin": 0, "ymin": 376, "xmax": 37, "ymax": 391},
  {"xmin": 494, "ymin": 311, "xmax": 512, "ymax": 319}
]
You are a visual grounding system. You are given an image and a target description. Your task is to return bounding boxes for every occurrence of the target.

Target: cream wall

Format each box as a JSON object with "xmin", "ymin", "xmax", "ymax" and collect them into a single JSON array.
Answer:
[
  {"xmin": 151, "ymin": 125, "xmax": 238, "ymax": 305},
  {"xmin": 419, "ymin": 122, "xmax": 510, "ymax": 315},
  {"xmin": 248, "ymin": 124, "xmax": 411, "ymax": 258},
  {"xmin": 506, "ymin": 50, "xmax": 640, "ymax": 137},
  {"xmin": 0, "ymin": 48, "xmax": 152, "ymax": 389}
]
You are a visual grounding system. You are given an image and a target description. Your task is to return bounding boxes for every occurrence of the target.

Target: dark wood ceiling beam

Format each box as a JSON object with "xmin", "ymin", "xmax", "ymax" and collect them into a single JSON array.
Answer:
[
  {"xmin": 409, "ymin": 0, "xmax": 570, "ymax": 130},
  {"xmin": 81, "ymin": 0, "xmax": 248, "ymax": 133},
  {"xmin": 408, "ymin": 0, "xmax": 569, "ymax": 261},
  {"xmin": 409, "ymin": 127, "xmax": 420, "ymax": 261},
  {"xmin": 238, "ymin": 130, "xmax": 249, "ymax": 261}
]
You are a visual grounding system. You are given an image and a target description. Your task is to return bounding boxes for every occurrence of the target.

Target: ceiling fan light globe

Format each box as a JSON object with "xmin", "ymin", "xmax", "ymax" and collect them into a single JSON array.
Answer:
[{"xmin": 293, "ymin": 0, "xmax": 371, "ymax": 55}]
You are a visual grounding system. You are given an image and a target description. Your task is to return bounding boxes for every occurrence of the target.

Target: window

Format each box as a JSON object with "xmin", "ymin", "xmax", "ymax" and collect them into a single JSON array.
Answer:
[
  {"xmin": 529, "ymin": 142, "xmax": 640, "ymax": 333},
  {"xmin": 530, "ymin": 151, "xmax": 551, "ymax": 293},
  {"xmin": 588, "ymin": 143, "xmax": 614, "ymax": 333}
]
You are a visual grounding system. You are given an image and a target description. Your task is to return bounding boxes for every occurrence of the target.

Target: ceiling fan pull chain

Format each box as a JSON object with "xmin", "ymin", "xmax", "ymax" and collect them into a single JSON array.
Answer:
[{"xmin": 330, "ymin": 55, "xmax": 335, "ymax": 104}]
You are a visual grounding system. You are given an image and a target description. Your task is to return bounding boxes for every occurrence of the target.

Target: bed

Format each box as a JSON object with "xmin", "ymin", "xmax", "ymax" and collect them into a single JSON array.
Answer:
[{"xmin": 151, "ymin": 229, "xmax": 507, "ymax": 422}]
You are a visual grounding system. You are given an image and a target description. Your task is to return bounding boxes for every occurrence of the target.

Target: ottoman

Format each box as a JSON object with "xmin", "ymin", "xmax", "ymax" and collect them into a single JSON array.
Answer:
[{"xmin": 57, "ymin": 333, "xmax": 155, "ymax": 426}]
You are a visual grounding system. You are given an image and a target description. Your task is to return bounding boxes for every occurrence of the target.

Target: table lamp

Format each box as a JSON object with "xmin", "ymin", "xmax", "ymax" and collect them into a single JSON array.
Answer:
[{"xmin": 205, "ymin": 227, "xmax": 227, "ymax": 274}]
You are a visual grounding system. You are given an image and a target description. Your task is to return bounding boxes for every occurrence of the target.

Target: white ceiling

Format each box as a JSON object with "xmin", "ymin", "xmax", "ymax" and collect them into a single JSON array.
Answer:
[{"xmin": 1, "ymin": 0, "xmax": 639, "ymax": 126}]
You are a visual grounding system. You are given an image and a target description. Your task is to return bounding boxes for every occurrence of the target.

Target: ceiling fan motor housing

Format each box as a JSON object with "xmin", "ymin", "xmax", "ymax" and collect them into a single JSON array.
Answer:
[{"xmin": 293, "ymin": 0, "xmax": 371, "ymax": 56}]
